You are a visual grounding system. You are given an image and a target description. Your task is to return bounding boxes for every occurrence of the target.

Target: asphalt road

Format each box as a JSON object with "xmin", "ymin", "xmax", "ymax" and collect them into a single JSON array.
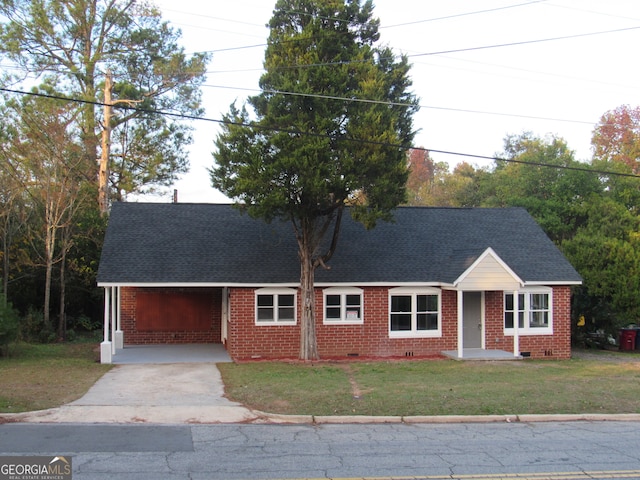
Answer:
[{"xmin": 1, "ymin": 421, "xmax": 640, "ymax": 479}]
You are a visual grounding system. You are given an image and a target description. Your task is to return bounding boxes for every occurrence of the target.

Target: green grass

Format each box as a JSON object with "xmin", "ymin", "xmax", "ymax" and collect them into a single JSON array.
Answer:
[
  {"xmin": 3, "ymin": 345, "xmax": 640, "ymax": 417},
  {"xmin": 0, "ymin": 342, "xmax": 111, "ymax": 413},
  {"xmin": 218, "ymin": 354, "xmax": 640, "ymax": 416}
]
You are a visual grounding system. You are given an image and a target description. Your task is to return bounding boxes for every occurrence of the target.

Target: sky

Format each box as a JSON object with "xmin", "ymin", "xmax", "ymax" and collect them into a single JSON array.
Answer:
[{"xmin": 151, "ymin": 0, "xmax": 640, "ymax": 203}]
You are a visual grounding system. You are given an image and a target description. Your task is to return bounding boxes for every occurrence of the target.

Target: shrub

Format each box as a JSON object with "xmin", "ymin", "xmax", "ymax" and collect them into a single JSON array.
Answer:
[
  {"xmin": 18, "ymin": 307, "xmax": 44, "ymax": 343},
  {"xmin": 0, "ymin": 294, "xmax": 20, "ymax": 356}
]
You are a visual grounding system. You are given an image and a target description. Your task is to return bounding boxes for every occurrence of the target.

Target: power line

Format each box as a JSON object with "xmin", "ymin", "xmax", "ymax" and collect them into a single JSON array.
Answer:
[
  {"xmin": 202, "ymin": 83, "xmax": 595, "ymax": 126},
  {"xmin": 381, "ymin": 0, "xmax": 546, "ymax": 28},
  {"xmin": 201, "ymin": 25, "xmax": 640, "ymax": 77},
  {"xmin": 2, "ymin": 86, "xmax": 638, "ymax": 180},
  {"xmin": 410, "ymin": 25, "xmax": 640, "ymax": 58}
]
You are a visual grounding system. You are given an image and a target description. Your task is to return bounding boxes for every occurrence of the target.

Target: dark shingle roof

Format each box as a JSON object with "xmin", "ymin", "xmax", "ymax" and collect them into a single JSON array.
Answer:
[{"xmin": 97, "ymin": 203, "xmax": 582, "ymax": 285}]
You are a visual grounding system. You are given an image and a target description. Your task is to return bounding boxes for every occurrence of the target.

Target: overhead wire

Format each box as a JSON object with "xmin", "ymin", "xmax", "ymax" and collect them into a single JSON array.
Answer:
[
  {"xmin": 201, "ymin": 83, "xmax": 595, "ymax": 126},
  {"xmin": 2, "ymin": 3, "xmax": 636, "ymax": 130},
  {"xmin": 1, "ymin": 86, "xmax": 637, "ymax": 180}
]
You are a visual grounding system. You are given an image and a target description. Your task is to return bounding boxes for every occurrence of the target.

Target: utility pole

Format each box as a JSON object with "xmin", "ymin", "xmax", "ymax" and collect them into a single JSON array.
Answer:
[
  {"xmin": 98, "ymin": 70, "xmax": 113, "ymax": 216},
  {"xmin": 98, "ymin": 71, "xmax": 141, "ymax": 215}
]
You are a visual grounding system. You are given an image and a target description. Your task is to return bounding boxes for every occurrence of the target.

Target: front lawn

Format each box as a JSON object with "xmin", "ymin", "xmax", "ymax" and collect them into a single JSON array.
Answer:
[
  {"xmin": 218, "ymin": 352, "xmax": 640, "ymax": 416},
  {"xmin": 0, "ymin": 342, "xmax": 111, "ymax": 413}
]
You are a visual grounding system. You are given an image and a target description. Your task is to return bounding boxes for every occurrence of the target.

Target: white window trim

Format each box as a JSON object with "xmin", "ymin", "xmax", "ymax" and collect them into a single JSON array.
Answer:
[
  {"xmin": 323, "ymin": 287, "xmax": 364, "ymax": 325},
  {"xmin": 255, "ymin": 287, "xmax": 297, "ymax": 326},
  {"xmin": 388, "ymin": 287, "xmax": 442, "ymax": 338},
  {"xmin": 504, "ymin": 287, "xmax": 553, "ymax": 336}
]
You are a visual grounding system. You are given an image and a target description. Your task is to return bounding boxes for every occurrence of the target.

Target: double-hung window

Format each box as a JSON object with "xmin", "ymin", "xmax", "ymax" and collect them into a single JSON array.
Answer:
[
  {"xmin": 389, "ymin": 287, "xmax": 441, "ymax": 338},
  {"xmin": 255, "ymin": 288, "xmax": 297, "ymax": 325},
  {"xmin": 504, "ymin": 288, "xmax": 552, "ymax": 335},
  {"xmin": 323, "ymin": 287, "xmax": 363, "ymax": 324}
]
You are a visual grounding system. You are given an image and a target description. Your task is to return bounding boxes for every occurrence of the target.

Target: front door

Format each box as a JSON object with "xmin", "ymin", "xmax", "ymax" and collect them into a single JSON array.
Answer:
[{"xmin": 463, "ymin": 292, "xmax": 482, "ymax": 348}]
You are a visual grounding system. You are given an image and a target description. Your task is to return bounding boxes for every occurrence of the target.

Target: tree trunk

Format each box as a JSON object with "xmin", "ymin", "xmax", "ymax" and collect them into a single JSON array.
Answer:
[
  {"xmin": 43, "ymin": 209, "xmax": 56, "ymax": 331},
  {"xmin": 298, "ymin": 226, "xmax": 319, "ymax": 361},
  {"xmin": 57, "ymin": 245, "xmax": 67, "ymax": 340},
  {"xmin": 43, "ymin": 247, "xmax": 52, "ymax": 331},
  {"xmin": 1, "ymin": 220, "xmax": 8, "ymax": 306}
]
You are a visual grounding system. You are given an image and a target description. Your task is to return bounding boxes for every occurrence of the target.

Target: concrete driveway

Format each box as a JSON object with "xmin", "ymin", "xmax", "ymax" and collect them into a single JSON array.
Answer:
[{"xmin": 11, "ymin": 362, "xmax": 262, "ymax": 424}]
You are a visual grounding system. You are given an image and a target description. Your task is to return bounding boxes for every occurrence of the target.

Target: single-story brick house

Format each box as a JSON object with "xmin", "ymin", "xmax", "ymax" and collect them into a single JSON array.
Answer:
[{"xmin": 96, "ymin": 202, "xmax": 582, "ymax": 363}]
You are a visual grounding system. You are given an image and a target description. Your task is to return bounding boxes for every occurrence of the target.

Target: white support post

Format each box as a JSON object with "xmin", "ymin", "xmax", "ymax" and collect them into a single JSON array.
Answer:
[
  {"xmin": 114, "ymin": 286, "xmax": 123, "ymax": 349},
  {"xmin": 457, "ymin": 290, "xmax": 464, "ymax": 359},
  {"xmin": 100, "ymin": 287, "xmax": 112, "ymax": 364},
  {"xmin": 513, "ymin": 289, "xmax": 520, "ymax": 358},
  {"xmin": 111, "ymin": 286, "xmax": 117, "ymax": 355}
]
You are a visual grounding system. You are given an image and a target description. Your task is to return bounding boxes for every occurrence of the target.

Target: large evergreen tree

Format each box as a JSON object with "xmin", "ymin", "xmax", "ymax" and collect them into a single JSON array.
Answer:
[{"xmin": 211, "ymin": 0, "xmax": 418, "ymax": 360}]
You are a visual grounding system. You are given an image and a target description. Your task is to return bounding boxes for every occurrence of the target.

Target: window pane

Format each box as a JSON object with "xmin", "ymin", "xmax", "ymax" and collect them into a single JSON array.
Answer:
[
  {"xmin": 417, "ymin": 313, "xmax": 438, "ymax": 330},
  {"xmin": 278, "ymin": 307, "xmax": 294, "ymax": 321},
  {"xmin": 417, "ymin": 295, "xmax": 427, "ymax": 312},
  {"xmin": 346, "ymin": 294, "xmax": 361, "ymax": 306},
  {"xmin": 505, "ymin": 294, "xmax": 513, "ymax": 311},
  {"xmin": 424, "ymin": 295, "xmax": 438, "ymax": 312},
  {"xmin": 530, "ymin": 311, "xmax": 548, "ymax": 328},
  {"xmin": 257, "ymin": 295, "xmax": 273, "ymax": 307},
  {"xmin": 346, "ymin": 307, "xmax": 360, "ymax": 320},
  {"xmin": 257, "ymin": 308, "xmax": 274, "ymax": 321},
  {"xmin": 391, "ymin": 313, "xmax": 411, "ymax": 331},
  {"xmin": 279, "ymin": 294, "xmax": 294, "ymax": 307},
  {"xmin": 326, "ymin": 294, "xmax": 341, "ymax": 307},
  {"xmin": 391, "ymin": 296, "xmax": 412, "ymax": 312},
  {"xmin": 505, "ymin": 312, "xmax": 514, "ymax": 329},
  {"xmin": 518, "ymin": 311, "xmax": 525, "ymax": 329},
  {"xmin": 326, "ymin": 307, "xmax": 341, "ymax": 320},
  {"xmin": 531, "ymin": 293, "xmax": 548, "ymax": 310}
]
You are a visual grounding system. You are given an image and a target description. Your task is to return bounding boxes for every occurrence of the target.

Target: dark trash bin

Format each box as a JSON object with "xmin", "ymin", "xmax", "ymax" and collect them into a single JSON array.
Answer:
[{"xmin": 619, "ymin": 328, "xmax": 637, "ymax": 351}]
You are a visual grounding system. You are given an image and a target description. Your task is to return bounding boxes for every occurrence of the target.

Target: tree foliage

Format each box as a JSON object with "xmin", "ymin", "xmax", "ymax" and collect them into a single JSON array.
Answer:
[
  {"xmin": 0, "ymin": 0, "xmax": 209, "ymax": 204},
  {"xmin": 592, "ymin": 105, "xmax": 640, "ymax": 175},
  {"xmin": 0, "ymin": 0, "xmax": 206, "ymax": 337},
  {"xmin": 403, "ymin": 127, "xmax": 640, "ymax": 338},
  {"xmin": 211, "ymin": 0, "xmax": 418, "ymax": 360},
  {"xmin": 1, "ymin": 85, "xmax": 93, "ymax": 336},
  {"xmin": 487, "ymin": 133, "xmax": 601, "ymax": 242}
]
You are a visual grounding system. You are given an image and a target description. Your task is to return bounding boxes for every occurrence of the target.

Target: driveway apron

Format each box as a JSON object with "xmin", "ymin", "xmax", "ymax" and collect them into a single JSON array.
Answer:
[{"xmin": 10, "ymin": 363, "xmax": 261, "ymax": 424}]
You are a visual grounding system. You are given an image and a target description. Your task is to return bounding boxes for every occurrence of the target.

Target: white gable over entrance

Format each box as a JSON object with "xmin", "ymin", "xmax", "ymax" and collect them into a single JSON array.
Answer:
[{"xmin": 454, "ymin": 247, "xmax": 523, "ymax": 291}]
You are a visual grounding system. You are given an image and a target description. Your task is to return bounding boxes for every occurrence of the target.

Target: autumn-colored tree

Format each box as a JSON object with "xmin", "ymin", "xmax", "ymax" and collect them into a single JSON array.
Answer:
[
  {"xmin": 592, "ymin": 105, "xmax": 640, "ymax": 174},
  {"xmin": 406, "ymin": 148, "xmax": 434, "ymax": 204}
]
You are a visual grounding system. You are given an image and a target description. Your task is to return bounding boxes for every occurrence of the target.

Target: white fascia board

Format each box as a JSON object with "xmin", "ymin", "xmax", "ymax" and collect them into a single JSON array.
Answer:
[
  {"xmin": 96, "ymin": 282, "xmax": 301, "ymax": 288},
  {"xmin": 524, "ymin": 280, "xmax": 583, "ymax": 286},
  {"xmin": 97, "ymin": 281, "xmax": 450, "ymax": 288}
]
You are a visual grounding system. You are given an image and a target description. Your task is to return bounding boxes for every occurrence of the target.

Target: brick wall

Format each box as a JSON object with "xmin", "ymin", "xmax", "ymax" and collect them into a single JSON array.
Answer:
[
  {"xmin": 228, "ymin": 287, "xmax": 460, "ymax": 360},
  {"xmin": 484, "ymin": 286, "xmax": 572, "ymax": 359},
  {"xmin": 122, "ymin": 284, "xmax": 573, "ymax": 360},
  {"xmin": 120, "ymin": 287, "xmax": 222, "ymax": 344}
]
